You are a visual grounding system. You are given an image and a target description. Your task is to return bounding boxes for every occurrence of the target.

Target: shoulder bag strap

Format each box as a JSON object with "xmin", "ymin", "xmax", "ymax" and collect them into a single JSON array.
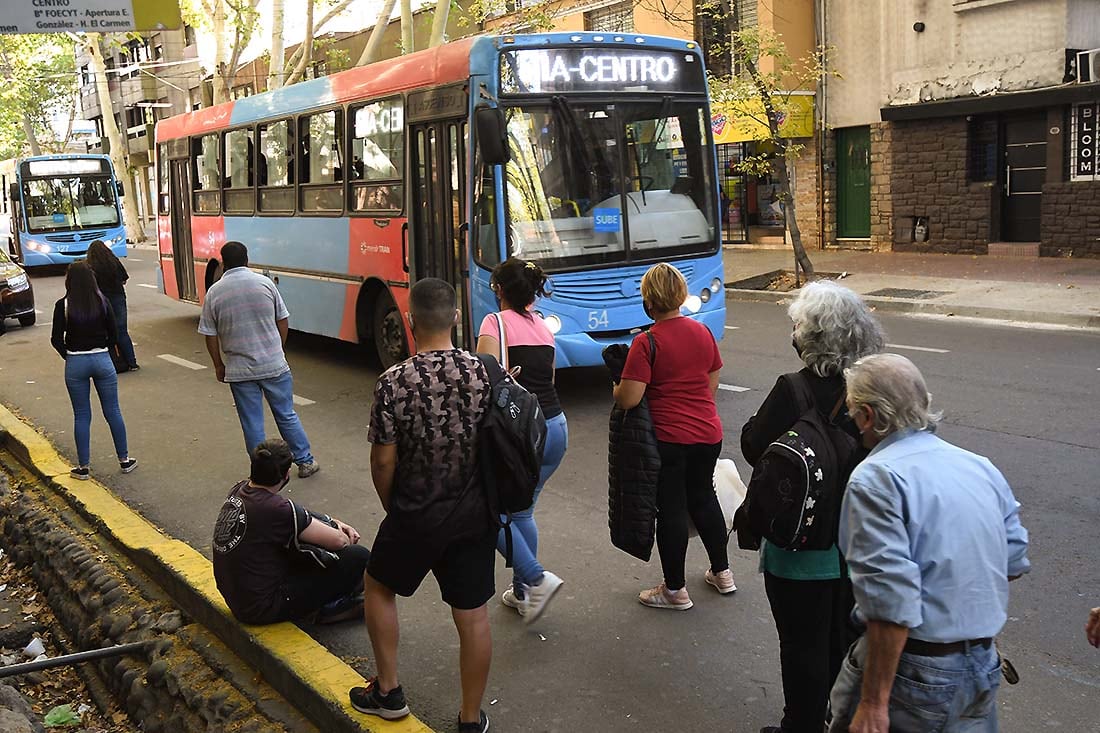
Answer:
[
  {"xmin": 495, "ymin": 312, "xmax": 508, "ymax": 371},
  {"xmin": 645, "ymin": 330, "xmax": 656, "ymax": 368}
]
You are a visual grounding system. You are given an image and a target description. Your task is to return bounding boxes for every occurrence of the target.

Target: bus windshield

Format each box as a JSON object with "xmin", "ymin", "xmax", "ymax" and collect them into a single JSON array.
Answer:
[
  {"xmin": 22, "ymin": 176, "xmax": 120, "ymax": 233},
  {"xmin": 503, "ymin": 97, "xmax": 716, "ymax": 270}
]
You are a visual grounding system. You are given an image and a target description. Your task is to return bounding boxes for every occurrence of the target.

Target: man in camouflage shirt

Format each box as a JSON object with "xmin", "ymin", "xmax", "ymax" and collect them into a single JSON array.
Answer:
[{"xmin": 350, "ymin": 278, "xmax": 494, "ymax": 733}]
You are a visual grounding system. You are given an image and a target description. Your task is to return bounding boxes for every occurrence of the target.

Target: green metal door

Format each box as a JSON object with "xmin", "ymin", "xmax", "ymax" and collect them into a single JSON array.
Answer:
[{"xmin": 837, "ymin": 126, "xmax": 871, "ymax": 238}]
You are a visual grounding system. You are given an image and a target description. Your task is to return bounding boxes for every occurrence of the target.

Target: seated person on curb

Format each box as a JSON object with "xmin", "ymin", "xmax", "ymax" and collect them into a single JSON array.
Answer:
[
  {"xmin": 213, "ymin": 439, "xmax": 370, "ymax": 625},
  {"xmin": 350, "ymin": 277, "xmax": 495, "ymax": 733}
]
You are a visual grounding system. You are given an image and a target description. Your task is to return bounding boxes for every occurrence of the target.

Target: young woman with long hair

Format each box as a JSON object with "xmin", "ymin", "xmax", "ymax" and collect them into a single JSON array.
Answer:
[
  {"xmin": 50, "ymin": 261, "xmax": 137, "ymax": 479},
  {"xmin": 86, "ymin": 239, "xmax": 138, "ymax": 371},
  {"xmin": 476, "ymin": 257, "xmax": 568, "ymax": 624}
]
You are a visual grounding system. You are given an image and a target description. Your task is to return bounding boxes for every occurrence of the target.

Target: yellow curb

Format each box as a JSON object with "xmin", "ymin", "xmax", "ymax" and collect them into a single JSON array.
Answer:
[{"xmin": 0, "ymin": 404, "xmax": 434, "ymax": 733}]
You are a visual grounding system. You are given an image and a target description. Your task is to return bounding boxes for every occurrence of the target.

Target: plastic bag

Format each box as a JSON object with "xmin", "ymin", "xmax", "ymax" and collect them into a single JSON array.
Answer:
[{"xmin": 689, "ymin": 458, "xmax": 747, "ymax": 538}]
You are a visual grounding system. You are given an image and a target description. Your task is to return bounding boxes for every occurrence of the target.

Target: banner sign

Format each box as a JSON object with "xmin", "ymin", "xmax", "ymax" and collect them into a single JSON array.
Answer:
[
  {"xmin": 1072, "ymin": 103, "xmax": 1099, "ymax": 181},
  {"xmin": 0, "ymin": 0, "xmax": 181, "ymax": 34}
]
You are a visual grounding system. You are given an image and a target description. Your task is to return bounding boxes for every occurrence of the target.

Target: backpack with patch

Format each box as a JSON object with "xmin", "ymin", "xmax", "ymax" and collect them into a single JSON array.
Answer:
[
  {"xmin": 476, "ymin": 353, "xmax": 547, "ymax": 560},
  {"xmin": 742, "ymin": 373, "xmax": 861, "ymax": 551}
]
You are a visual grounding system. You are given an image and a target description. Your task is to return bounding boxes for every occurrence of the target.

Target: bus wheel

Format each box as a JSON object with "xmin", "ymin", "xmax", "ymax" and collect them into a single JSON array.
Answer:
[{"xmin": 373, "ymin": 295, "xmax": 407, "ymax": 369}]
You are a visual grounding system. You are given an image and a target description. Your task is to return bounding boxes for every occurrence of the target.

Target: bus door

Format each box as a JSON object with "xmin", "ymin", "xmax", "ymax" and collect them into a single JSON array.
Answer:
[
  {"xmin": 168, "ymin": 159, "xmax": 197, "ymax": 302},
  {"xmin": 407, "ymin": 87, "xmax": 471, "ymax": 348}
]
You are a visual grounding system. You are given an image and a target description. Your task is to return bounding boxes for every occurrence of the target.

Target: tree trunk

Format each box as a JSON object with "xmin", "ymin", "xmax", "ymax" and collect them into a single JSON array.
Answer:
[
  {"xmin": 86, "ymin": 35, "xmax": 146, "ymax": 243},
  {"xmin": 772, "ymin": 142, "xmax": 813, "ymax": 277},
  {"xmin": 400, "ymin": 0, "xmax": 414, "ymax": 54},
  {"xmin": 20, "ymin": 115, "xmax": 42, "ymax": 156},
  {"xmin": 268, "ymin": 0, "xmax": 286, "ymax": 90},
  {"xmin": 283, "ymin": 0, "xmax": 315, "ymax": 86},
  {"xmin": 212, "ymin": 0, "xmax": 230, "ymax": 105},
  {"xmin": 428, "ymin": 0, "xmax": 449, "ymax": 48},
  {"xmin": 356, "ymin": 0, "xmax": 398, "ymax": 66}
]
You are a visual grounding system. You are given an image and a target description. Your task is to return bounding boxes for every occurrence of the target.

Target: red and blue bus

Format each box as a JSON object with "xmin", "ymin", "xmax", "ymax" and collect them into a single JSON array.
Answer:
[
  {"xmin": 155, "ymin": 33, "xmax": 725, "ymax": 367},
  {"xmin": 3, "ymin": 155, "xmax": 128, "ymax": 267}
]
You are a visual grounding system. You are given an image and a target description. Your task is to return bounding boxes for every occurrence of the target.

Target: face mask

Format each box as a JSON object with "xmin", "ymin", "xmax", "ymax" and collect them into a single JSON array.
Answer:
[
  {"xmin": 792, "ymin": 336, "xmax": 803, "ymax": 357},
  {"xmin": 643, "ymin": 301, "xmax": 653, "ymax": 320}
]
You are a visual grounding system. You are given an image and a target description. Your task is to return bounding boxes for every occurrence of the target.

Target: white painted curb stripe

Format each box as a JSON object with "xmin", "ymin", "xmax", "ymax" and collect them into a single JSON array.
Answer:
[
  {"xmin": 129, "ymin": 257, "xmax": 143, "ymax": 262},
  {"xmin": 137, "ymin": 283, "xmax": 158, "ymax": 289},
  {"xmin": 157, "ymin": 354, "xmax": 207, "ymax": 370},
  {"xmin": 887, "ymin": 343, "xmax": 950, "ymax": 354},
  {"xmin": 292, "ymin": 394, "xmax": 316, "ymax": 406},
  {"xmin": 724, "ymin": 325, "xmax": 740, "ymax": 330},
  {"xmin": 719, "ymin": 384, "xmax": 751, "ymax": 393}
]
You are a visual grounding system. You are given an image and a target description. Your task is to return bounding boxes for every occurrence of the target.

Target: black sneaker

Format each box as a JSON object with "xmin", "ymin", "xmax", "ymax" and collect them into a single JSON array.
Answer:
[
  {"xmin": 349, "ymin": 678, "xmax": 409, "ymax": 719},
  {"xmin": 70, "ymin": 466, "xmax": 90, "ymax": 480},
  {"xmin": 120, "ymin": 458, "xmax": 138, "ymax": 474},
  {"xmin": 315, "ymin": 594, "xmax": 364, "ymax": 625},
  {"xmin": 458, "ymin": 710, "xmax": 489, "ymax": 733}
]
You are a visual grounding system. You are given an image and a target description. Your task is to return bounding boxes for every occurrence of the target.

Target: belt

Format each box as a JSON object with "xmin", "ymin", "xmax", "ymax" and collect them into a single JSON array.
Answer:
[{"xmin": 904, "ymin": 637, "xmax": 993, "ymax": 657}]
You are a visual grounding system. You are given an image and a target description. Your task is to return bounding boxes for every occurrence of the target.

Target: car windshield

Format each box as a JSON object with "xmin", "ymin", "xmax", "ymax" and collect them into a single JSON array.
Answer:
[
  {"xmin": 502, "ymin": 97, "xmax": 717, "ymax": 270},
  {"xmin": 22, "ymin": 175, "xmax": 120, "ymax": 233}
]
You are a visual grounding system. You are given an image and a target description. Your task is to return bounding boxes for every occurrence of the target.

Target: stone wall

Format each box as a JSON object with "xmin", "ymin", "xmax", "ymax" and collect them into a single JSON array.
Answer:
[
  {"xmin": 868, "ymin": 122, "xmax": 893, "ymax": 251},
  {"xmin": 883, "ymin": 117, "xmax": 993, "ymax": 254},
  {"xmin": 1040, "ymin": 181, "xmax": 1100, "ymax": 258},
  {"xmin": 790, "ymin": 133, "xmax": 821, "ymax": 249}
]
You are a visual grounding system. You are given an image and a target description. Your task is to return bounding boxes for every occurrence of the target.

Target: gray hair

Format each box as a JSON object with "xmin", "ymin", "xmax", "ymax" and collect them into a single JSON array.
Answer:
[
  {"xmin": 788, "ymin": 281, "xmax": 886, "ymax": 377},
  {"xmin": 845, "ymin": 353, "xmax": 942, "ymax": 436}
]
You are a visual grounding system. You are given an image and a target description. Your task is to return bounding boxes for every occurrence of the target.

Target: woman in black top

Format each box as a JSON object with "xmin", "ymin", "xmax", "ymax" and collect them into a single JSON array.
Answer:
[
  {"xmin": 50, "ymin": 261, "xmax": 137, "ymax": 480},
  {"xmin": 86, "ymin": 239, "xmax": 138, "ymax": 371},
  {"xmin": 475, "ymin": 258, "xmax": 567, "ymax": 624}
]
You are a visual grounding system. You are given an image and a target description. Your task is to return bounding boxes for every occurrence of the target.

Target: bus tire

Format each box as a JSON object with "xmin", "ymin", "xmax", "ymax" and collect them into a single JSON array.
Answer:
[{"xmin": 372, "ymin": 293, "xmax": 407, "ymax": 369}]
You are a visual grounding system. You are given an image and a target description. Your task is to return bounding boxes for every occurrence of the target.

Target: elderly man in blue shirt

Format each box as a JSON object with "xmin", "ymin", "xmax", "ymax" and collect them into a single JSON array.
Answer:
[{"xmin": 828, "ymin": 353, "xmax": 1030, "ymax": 733}]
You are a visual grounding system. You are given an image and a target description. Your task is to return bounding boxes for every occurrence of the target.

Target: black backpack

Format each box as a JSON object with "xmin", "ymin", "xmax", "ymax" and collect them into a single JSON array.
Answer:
[
  {"xmin": 476, "ymin": 354, "xmax": 547, "ymax": 560},
  {"xmin": 741, "ymin": 373, "xmax": 861, "ymax": 551}
]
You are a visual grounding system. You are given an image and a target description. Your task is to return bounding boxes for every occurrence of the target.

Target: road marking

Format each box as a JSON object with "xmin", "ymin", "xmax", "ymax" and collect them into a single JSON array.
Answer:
[
  {"xmin": 292, "ymin": 394, "xmax": 316, "ymax": 406},
  {"xmin": 129, "ymin": 257, "xmax": 143, "ymax": 262},
  {"xmin": 137, "ymin": 284, "xmax": 158, "ymax": 289},
  {"xmin": 718, "ymin": 384, "xmax": 751, "ymax": 393},
  {"xmin": 35, "ymin": 309, "xmax": 43, "ymax": 314},
  {"xmin": 157, "ymin": 354, "xmax": 206, "ymax": 370},
  {"xmin": 887, "ymin": 343, "xmax": 950, "ymax": 354},
  {"xmin": 724, "ymin": 326, "xmax": 740, "ymax": 330}
]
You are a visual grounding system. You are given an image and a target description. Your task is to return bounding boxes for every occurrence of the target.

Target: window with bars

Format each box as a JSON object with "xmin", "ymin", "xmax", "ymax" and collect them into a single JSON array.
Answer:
[
  {"xmin": 584, "ymin": 1, "xmax": 634, "ymax": 33},
  {"xmin": 695, "ymin": 0, "xmax": 758, "ymax": 78}
]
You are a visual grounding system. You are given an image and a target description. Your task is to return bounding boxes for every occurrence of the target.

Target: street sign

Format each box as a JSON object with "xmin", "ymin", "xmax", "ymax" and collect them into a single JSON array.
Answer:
[{"xmin": 0, "ymin": 0, "xmax": 182, "ymax": 35}]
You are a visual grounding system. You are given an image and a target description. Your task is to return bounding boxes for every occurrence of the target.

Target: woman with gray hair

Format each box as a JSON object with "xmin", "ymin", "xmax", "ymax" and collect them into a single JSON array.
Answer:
[{"xmin": 740, "ymin": 280, "xmax": 885, "ymax": 733}]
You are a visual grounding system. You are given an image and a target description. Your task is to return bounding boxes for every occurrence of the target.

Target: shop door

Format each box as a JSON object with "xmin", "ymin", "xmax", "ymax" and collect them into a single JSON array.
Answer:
[
  {"xmin": 837, "ymin": 126, "xmax": 871, "ymax": 238},
  {"xmin": 1001, "ymin": 114, "xmax": 1046, "ymax": 242},
  {"xmin": 409, "ymin": 118, "xmax": 471, "ymax": 348},
  {"xmin": 168, "ymin": 159, "xmax": 197, "ymax": 302}
]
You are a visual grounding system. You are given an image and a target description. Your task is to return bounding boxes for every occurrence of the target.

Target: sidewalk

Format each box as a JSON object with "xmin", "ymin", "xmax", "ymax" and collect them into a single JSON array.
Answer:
[{"xmin": 723, "ymin": 247, "xmax": 1100, "ymax": 329}]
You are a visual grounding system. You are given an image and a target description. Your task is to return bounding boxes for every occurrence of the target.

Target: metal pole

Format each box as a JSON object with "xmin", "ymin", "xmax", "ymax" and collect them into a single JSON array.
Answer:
[{"xmin": 0, "ymin": 641, "xmax": 153, "ymax": 679}]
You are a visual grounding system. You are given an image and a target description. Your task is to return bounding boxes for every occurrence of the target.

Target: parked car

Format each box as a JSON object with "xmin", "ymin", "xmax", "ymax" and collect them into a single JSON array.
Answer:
[{"xmin": 0, "ymin": 247, "xmax": 35, "ymax": 327}]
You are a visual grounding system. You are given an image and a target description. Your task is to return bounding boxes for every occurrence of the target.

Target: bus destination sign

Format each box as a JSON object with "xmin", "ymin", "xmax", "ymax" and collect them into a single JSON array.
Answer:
[{"xmin": 501, "ymin": 48, "xmax": 704, "ymax": 95}]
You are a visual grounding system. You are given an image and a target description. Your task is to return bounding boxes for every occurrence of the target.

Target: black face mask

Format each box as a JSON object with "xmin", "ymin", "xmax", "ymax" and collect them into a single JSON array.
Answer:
[
  {"xmin": 792, "ymin": 336, "xmax": 803, "ymax": 357},
  {"xmin": 643, "ymin": 301, "xmax": 653, "ymax": 320}
]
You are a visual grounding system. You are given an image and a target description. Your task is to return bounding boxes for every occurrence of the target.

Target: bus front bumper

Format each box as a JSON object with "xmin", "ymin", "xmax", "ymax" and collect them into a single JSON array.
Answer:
[
  {"xmin": 20, "ymin": 243, "xmax": 128, "ymax": 267},
  {"xmin": 554, "ymin": 307, "xmax": 727, "ymax": 369}
]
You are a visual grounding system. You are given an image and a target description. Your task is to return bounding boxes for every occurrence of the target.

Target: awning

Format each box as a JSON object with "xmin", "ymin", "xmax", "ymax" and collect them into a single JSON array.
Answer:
[
  {"xmin": 712, "ymin": 93, "xmax": 815, "ymax": 144},
  {"xmin": 880, "ymin": 82, "xmax": 1100, "ymax": 121}
]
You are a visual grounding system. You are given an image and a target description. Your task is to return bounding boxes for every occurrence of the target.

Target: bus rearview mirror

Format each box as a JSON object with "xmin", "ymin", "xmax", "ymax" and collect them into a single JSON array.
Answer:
[
  {"xmin": 8, "ymin": 183, "xmax": 17, "ymax": 203},
  {"xmin": 475, "ymin": 106, "xmax": 508, "ymax": 166}
]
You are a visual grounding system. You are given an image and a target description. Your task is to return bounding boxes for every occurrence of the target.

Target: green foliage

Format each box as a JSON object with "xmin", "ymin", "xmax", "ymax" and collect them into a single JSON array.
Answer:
[
  {"xmin": 462, "ymin": 0, "xmax": 556, "ymax": 32},
  {"xmin": 0, "ymin": 34, "xmax": 78, "ymax": 158}
]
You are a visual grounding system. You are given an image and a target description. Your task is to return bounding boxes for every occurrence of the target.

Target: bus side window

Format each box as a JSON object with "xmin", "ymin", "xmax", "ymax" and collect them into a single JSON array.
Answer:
[
  {"xmin": 299, "ymin": 109, "xmax": 343, "ymax": 213},
  {"xmin": 349, "ymin": 98, "xmax": 404, "ymax": 214},
  {"xmin": 258, "ymin": 119, "xmax": 294, "ymax": 213},
  {"xmin": 192, "ymin": 133, "xmax": 220, "ymax": 214},
  {"xmin": 224, "ymin": 127, "xmax": 255, "ymax": 214}
]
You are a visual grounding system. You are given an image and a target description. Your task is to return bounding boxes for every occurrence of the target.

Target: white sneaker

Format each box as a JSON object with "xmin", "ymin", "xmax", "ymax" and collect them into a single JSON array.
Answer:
[
  {"xmin": 501, "ymin": 586, "xmax": 526, "ymax": 617},
  {"xmin": 523, "ymin": 572, "xmax": 563, "ymax": 625},
  {"xmin": 705, "ymin": 568, "xmax": 738, "ymax": 594}
]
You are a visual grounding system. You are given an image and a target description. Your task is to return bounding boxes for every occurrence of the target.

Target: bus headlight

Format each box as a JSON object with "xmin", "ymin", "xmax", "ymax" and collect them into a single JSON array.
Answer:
[
  {"xmin": 700, "ymin": 288, "xmax": 711, "ymax": 304},
  {"xmin": 108, "ymin": 234, "xmax": 125, "ymax": 245},
  {"xmin": 682, "ymin": 295, "xmax": 702, "ymax": 314},
  {"xmin": 544, "ymin": 315, "xmax": 562, "ymax": 334},
  {"xmin": 710, "ymin": 277, "xmax": 723, "ymax": 293},
  {"xmin": 24, "ymin": 240, "xmax": 50, "ymax": 253}
]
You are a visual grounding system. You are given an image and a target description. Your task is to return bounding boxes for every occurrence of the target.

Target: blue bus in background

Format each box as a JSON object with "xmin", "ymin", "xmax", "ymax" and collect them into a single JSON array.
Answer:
[{"xmin": 3, "ymin": 155, "xmax": 127, "ymax": 267}]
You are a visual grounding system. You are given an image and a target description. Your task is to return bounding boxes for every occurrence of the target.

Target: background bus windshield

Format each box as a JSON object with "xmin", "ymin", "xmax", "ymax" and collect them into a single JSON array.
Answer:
[
  {"xmin": 504, "ymin": 98, "xmax": 716, "ymax": 270},
  {"xmin": 22, "ymin": 176, "xmax": 119, "ymax": 233}
]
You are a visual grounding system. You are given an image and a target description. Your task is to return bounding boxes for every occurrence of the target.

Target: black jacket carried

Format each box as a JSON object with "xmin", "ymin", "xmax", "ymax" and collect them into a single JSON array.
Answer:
[{"xmin": 607, "ymin": 399, "xmax": 661, "ymax": 561}]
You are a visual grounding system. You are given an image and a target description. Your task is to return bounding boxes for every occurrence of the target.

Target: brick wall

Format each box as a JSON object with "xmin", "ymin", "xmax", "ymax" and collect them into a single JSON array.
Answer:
[
  {"xmin": 1041, "ymin": 181, "xmax": 1100, "ymax": 258},
  {"xmin": 790, "ymin": 133, "xmax": 821, "ymax": 249},
  {"xmin": 868, "ymin": 122, "xmax": 893, "ymax": 251},
  {"xmin": 885, "ymin": 117, "xmax": 992, "ymax": 254}
]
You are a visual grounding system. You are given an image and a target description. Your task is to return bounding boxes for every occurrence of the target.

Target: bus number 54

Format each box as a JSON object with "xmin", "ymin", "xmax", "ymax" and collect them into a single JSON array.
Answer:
[{"xmin": 587, "ymin": 310, "xmax": 609, "ymax": 330}]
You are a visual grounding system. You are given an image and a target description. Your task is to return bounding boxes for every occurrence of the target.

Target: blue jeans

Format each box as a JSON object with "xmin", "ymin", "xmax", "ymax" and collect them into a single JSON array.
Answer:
[
  {"xmin": 106, "ymin": 292, "xmax": 137, "ymax": 368},
  {"xmin": 497, "ymin": 412, "xmax": 568, "ymax": 594},
  {"xmin": 64, "ymin": 352, "xmax": 128, "ymax": 466},
  {"xmin": 229, "ymin": 370, "xmax": 314, "ymax": 465},
  {"xmin": 829, "ymin": 636, "xmax": 1002, "ymax": 732}
]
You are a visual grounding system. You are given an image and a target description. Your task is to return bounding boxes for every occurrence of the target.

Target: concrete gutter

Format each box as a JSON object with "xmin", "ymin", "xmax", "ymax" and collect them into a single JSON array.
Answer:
[
  {"xmin": 724, "ymin": 288, "xmax": 1100, "ymax": 330},
  {"xmin": 0, "ymin": 404, "xmax": 434, "ymax": 733}
]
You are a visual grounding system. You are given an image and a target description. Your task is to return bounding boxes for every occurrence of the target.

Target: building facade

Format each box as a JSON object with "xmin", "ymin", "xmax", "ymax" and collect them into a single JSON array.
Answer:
[
  {"xmin": 76, "ymin": 27, "xmax": 203, "ymax": 224},
  {"xmin": 827, "ymin": 0, "xmax": 1100, "ymax": 257}
]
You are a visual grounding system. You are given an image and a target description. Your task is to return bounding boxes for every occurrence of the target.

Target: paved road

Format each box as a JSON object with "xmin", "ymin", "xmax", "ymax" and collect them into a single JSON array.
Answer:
[{"xmin": 1, "ymin": 254, "xmax": 1097, "ymax": 731}]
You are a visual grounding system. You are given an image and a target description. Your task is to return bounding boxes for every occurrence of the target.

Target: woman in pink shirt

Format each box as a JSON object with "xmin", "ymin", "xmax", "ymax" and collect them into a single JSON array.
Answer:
[{"xmin": 476, "ymin": 258, "xmax": 567, "ymax": 624}]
